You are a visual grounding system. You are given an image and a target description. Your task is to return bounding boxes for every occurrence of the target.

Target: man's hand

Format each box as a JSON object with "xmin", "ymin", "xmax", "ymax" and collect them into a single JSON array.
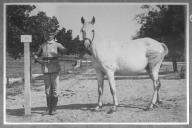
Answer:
[
  {"xmin": 34, "ymin": 55, "xmax": 38, "ymax": 59},
  {"xmin": 32, "ymin": 52, "xmax": 38, "ymax": 63}
]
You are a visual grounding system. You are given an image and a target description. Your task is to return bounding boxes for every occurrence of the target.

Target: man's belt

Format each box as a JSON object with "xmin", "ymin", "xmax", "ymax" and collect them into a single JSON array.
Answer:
[
  {"xmin": 34, "ymin": 56, "xmax": 80, "ymax": 65},
  {"xmin": 42, "ymin": 57, "xmax": 58, "ymax": 60},
  {"xmin": 34, "ymin": 57, "xmax": 58, "ymax": 64}
]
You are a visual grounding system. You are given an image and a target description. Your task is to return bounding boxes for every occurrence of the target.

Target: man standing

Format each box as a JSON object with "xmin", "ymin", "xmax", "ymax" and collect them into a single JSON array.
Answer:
[{"xmin": 34, "ymin": 32, "xmax": 67, "ymax": 115}]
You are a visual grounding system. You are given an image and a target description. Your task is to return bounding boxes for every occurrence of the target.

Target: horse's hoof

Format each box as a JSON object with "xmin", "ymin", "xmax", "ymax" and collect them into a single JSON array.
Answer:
[
  {"xmin": 143, "ymin": 106, "xmax": 153, "ymax": 111},
  {"xmin": 94, "ymin": 106, "xmax": 102, "ymax": 112},
  {"xmin": 157, "ymin": 100, "xmax": 163, "ymax": 105},
  {"xmin": 144, "ymin": 103, "xmax": 159, "ymax": 111},
  {"xmin": 107, "ymin": 106, "xmax": 117, "ymax": 114}
]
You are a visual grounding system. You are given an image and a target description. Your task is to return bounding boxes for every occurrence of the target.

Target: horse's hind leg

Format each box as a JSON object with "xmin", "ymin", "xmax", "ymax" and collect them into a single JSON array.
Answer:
[
  {"xmin": 95, "ymin": 69, "xmax": 104, "ymax": 111},
  {"xmin": 156, "ymin": 78, "xmax": 162, "ymax": 104},
  {"xmin": 147, "ymin": 62, "xmax": 162, "ymax": 109}
]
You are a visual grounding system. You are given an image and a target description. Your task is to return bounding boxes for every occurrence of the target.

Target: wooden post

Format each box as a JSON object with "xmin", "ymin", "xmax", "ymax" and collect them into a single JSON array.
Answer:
[{"xmin": 21, "ymin": 35, "xmax": 32, "ymax": 115}]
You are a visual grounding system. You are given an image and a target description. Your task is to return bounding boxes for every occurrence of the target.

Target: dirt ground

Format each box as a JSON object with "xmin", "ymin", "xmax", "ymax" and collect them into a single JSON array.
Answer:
[{"xmin": 6, "ymin": 64, "xmax": 187, "ymax": 124}]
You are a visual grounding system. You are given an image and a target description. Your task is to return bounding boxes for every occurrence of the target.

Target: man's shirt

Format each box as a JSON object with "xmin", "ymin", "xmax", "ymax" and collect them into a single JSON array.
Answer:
[{"xmin": 36, "ymin": 40, "xmax": 66, "ymax": 73}]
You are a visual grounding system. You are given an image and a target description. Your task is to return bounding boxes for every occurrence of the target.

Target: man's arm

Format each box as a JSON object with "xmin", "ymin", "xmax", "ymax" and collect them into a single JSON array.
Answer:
[
  {"xmin": 33, "ymin": 45, "xmax": 42, "ymax": 62},
  {"xmin": 58, "ymin": 43, "xmax": 67, "ymax": 55}
]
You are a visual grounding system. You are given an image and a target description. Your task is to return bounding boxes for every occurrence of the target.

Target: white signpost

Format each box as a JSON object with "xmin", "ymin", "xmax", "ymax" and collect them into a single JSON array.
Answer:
[{"xmin": 21, "ymin": 35, "xmax": 32, "ymax": 115}]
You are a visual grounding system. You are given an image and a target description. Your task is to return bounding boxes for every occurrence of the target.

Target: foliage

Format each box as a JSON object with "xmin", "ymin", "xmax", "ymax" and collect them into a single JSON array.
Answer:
[
  {"xmin": 27, "ymin": 11, "xmax": 60, "ymax": 52},
  {"xmin": 6, "ymin": 5, "xmax": 36, "ymax": 59},
  {"xmin": 55, "ymin": 28, "xmax": 87, "ymax": 56},
  {"xmin": 7, "ymin": 5, "xmax": 60, "ymax": 59},
  {"xmin": 7, "ymin": 5, "xmax": 87, "ymax": 59},
  {"xmin": 134, "ymin": 5, "xmax": 186, "ymax": 62}
]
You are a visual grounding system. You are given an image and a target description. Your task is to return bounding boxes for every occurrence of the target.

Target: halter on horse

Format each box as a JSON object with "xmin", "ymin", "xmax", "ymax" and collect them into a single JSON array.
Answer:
[{"xmin": 81, "ymin": 17, "xmax": 168, "ymax": 113}]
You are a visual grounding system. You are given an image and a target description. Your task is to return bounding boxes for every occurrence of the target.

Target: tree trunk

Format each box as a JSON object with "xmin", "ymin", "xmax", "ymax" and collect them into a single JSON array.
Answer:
[{"xmin": 172, "ymin": 59, "xmax": 178, "ymax": 72}]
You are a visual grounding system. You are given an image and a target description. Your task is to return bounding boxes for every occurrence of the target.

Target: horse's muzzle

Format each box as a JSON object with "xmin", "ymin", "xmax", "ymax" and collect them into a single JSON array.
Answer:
[{"xmin": 84, "ymin": 39, "xmax": 91, "ymax": 49}]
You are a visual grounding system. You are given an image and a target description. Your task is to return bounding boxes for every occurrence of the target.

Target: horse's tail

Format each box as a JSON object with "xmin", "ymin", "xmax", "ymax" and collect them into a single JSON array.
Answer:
[
  {"xmin": 161, "ymin": 43, "xmax": 169, "ymax": 57},
  {"xmin": 145, "ymin": 42, "xmax": 168, "ymax": 70}
]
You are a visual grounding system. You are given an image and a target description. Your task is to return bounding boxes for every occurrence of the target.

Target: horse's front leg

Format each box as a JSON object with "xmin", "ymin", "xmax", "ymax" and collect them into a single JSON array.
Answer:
[
  {"xmin": 106, "ymin": 70, "xmax": 118, "ymax": 113},
  {"xmin": 95, "ymin": 70, "xmax": 104, "ymax": 111}
]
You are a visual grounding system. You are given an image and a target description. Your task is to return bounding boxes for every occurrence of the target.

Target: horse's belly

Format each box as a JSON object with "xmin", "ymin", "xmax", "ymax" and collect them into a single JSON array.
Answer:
[
  {"xmin": 115, "ymin": 68, "xmax": 146, "ymax": 75},
  {"xmin": 115, "ymin": 56, "xmax": 148, "ymax": 75},
  {"xmin": 93, "ymin": 46, "xmax": 148, "ymax": 75}
]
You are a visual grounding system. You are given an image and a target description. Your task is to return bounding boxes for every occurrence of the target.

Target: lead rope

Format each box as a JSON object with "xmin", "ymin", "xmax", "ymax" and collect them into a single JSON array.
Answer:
[{"xmin": 91, "ymin": 30, "xmax": 95, "ymax": 43}]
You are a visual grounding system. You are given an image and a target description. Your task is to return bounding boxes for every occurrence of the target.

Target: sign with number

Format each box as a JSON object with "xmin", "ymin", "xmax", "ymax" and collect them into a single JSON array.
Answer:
[{"xmin": 21, "ymin": 35, "xmax": 32, "ymax": 43}]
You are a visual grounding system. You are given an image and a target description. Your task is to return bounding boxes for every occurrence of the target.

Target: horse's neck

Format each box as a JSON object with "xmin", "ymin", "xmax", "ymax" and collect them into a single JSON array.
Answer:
[
  {"xmin": 90, "ymin": 35, "xmax": 103, "ymax": 58},
  {"xmin": 90, "ymin": 41, "xmax": 97, "ymax": 58}
]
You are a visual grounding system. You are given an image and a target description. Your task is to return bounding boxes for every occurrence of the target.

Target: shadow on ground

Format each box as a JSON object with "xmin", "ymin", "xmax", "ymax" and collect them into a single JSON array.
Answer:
[
  {"xmin": 79, "ymin": 71, "xmax": 182, "ymax": 81},
  {"xmin": 6, "ymin": 102, "xmax": 151, "ymax": 116}
]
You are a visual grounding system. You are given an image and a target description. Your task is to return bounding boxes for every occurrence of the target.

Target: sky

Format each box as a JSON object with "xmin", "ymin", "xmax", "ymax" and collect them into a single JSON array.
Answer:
[{"xmin": 31, "ymin": 3, "xmax": 148, "ymax": 41}]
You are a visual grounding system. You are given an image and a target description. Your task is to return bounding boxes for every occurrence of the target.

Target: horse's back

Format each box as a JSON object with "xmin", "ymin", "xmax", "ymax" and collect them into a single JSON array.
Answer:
[
  {"xmin": 133, "ymin": 38, "xmax": 164, "ymax": 53},
  {"xmin": 133, "ymin": 37, "xmax": 167, "ymax": 69},
  {"xmin": 93, "ymin": 37, "xmax": 165, "ymax": 74},
  {"xmin": 93, "ymin": 39, "xmax": 148, "ymax": 73}
]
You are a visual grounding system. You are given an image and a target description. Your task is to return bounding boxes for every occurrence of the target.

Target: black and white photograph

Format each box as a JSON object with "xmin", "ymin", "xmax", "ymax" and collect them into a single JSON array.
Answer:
[{"xmin": 3, "ymin": 2, "xmax": 190, "ymax": 125}]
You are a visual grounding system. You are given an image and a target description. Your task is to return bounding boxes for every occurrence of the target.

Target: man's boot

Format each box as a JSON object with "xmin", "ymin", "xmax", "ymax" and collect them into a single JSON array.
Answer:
[
  {"xmin": 49, "ymin": 96, "xmax": 58, "ymax": 115},
  {"xmin": 44, "ymin": 97, "xmax": 50, "ymax": 115},
  {"xmin": 49, "ymin": 96, "xmax": 53, "ymax": 115},
  {"xmin": 52, "ymin": 97, "xmax": 58, "ymax": 114},
  {"xmin": 52, "ymin": 97, "xmax": 58, "ymax": 113}
]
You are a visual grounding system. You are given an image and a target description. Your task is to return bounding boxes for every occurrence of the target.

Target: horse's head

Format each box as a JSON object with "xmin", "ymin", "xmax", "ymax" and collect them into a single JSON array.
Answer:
[{"xmin": 80, "ymin": 16, "xmax": 95, "ymax": 49}]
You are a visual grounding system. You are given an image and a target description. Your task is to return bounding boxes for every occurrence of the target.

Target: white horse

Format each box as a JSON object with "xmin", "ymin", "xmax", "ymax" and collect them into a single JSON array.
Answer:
[{"xmin": 80, "ymin": 17, "xmax": 168, "ymax": 113}]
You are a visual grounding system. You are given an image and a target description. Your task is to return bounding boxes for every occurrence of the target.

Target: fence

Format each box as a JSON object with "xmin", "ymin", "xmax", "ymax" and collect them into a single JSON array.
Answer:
[{"xmin": 6, "ymin": 55, "xmax": 92, "ymax": 87}]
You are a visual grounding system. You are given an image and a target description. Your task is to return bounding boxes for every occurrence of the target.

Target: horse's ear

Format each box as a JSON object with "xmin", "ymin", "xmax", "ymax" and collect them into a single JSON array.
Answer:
[
  {"xmin": 81, "ymin": 17, "xmax": 85, "ymax": 24},
  {"xmin": 91, "ymin": 16, "xmax": 95, "ymax": 24}
]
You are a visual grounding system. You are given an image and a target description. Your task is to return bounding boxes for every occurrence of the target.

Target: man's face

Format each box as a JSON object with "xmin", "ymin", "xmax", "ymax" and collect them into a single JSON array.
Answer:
[{"xmin": 48, "ymin": 35, "xmax": 54, "ymax": 41}]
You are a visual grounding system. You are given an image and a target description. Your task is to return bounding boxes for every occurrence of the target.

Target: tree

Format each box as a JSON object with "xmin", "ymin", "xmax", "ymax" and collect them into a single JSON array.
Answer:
[
  {"xmin": 55, "ymin": 28, "xmax": 87, "ymax": 56},
  {"xmin": 134, "ymin": 5, "xmax": 186, "ymax": 72},
  {"xmin": 55, "ymin": 28, "xmax": 72, "ymax": 54},
  {"xmin": 7, "ymin": 5, "xmax": 88, "ymax": 60},
  {"xmin": 27, "ymin": 12, "xmax": 60, "ymax": 52},
  {"xmin": 6, "ymin": 5, "xmax": 60, "ymax": 59},
  {"xmin": 6, "ymin": 5, "xmax": 36, "ymax": 59},
  {"xmin": 55, "ymin": 28, "xmax": 89, "ymax": 69}
]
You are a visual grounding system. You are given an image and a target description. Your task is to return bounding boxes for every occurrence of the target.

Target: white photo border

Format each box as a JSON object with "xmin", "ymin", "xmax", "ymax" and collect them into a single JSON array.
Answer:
[{"xmin": 3, "ymin": 2, "xmax": 190, "ymax": 125}]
